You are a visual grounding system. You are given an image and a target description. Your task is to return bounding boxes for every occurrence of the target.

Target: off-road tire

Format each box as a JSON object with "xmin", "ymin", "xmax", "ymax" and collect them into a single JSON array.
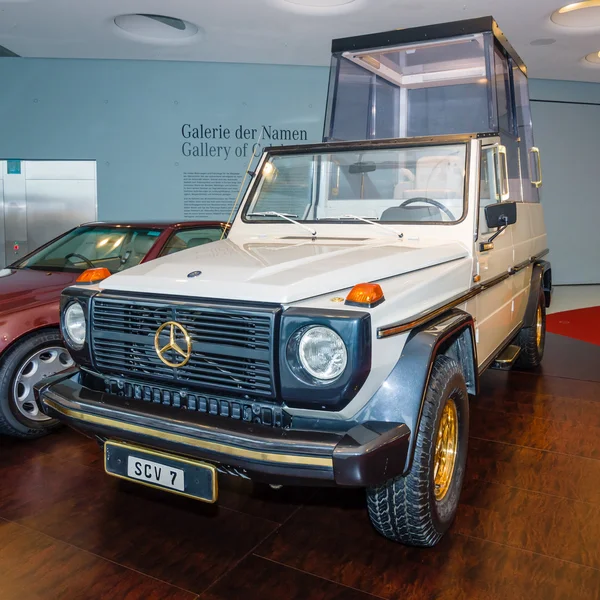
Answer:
[
  {"xmin": 366, "ymin": 354, "xmax": 469, "ymax": 546},
  {"xmin": 515, "ymin": 288, "xmax": 546, "ymax": 369},
  {"xmin": 0, "ymin": 330, "xmax": 65, "ymax": 439}
]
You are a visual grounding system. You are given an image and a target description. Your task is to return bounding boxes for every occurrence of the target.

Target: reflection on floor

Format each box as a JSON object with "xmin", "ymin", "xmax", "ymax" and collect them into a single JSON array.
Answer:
[{"xmin": 1, "ymin": 329, "xmax": 600, "ymax": 599}]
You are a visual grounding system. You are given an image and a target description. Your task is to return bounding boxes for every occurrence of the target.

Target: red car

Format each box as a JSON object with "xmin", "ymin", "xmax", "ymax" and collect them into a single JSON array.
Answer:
[{"xmin": 0, "ymin": 221, "xmax": 228, "ymax": 439}]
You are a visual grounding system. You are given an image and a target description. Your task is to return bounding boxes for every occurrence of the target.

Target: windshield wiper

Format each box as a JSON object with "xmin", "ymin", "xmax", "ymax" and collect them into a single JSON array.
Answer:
[
  {"xmin": 248, "ymin": 211, "xmax": 317, "ymax": 237},
  {"xmin": 340, "ymin": 215, "xmax": 403, "ymax": 239}
]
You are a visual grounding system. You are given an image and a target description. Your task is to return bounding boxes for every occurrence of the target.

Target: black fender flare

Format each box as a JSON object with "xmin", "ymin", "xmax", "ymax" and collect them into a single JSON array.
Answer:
[
  {"xmin": 354, "ymin": 308, "xmax": 477, "ymax": 474},
  {"xmin": 538, "ymin": 259, "xmax": 552, "ymax": 309},
  {"xmin": 523, "ymin": 263, "xmax": 546, "ymax": 328}
]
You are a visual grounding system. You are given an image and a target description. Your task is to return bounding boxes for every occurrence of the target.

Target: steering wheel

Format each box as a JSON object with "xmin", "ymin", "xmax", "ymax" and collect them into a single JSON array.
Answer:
[
  {"xmin": 400, "ymin": 197, "xmax": 455, "ymax": 221},
  {"xmin": 65, "ymin": 253, "xmax": 94, "ymax": 269}
]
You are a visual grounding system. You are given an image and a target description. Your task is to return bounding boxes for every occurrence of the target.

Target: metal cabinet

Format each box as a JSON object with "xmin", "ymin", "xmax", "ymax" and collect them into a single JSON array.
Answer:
[{"xmin": 0, "ymin": 160, "xmax": 97, "ymax": 267}]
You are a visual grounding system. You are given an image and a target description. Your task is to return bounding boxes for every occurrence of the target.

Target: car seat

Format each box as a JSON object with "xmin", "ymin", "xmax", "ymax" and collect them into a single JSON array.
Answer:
[
  {"xmin": 408, "ymin": 155, "xmax": 464, "ymax": 199},
  {"xmin": 119, "ymin": 235, "xmax": 156, "ymax": 269},
  {"xmin": 394, "ymin": 155, "xmax": 464, "ymax": 201}
]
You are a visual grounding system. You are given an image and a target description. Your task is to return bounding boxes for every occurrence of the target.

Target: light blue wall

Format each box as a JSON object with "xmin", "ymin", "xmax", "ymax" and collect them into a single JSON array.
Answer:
[
  {"xmin": 0, "ymin": 59, "xmax": 598, "ymax": 283},
  {"xmin": 530, "ymin": 79, "xmax": 600, "ymax": 284},
  {"xmin": 0, "ymin": 58, "xmax": 329, "ymax": 221},
  {"xmin": 530, "ymin": 79, "xmax": 600, "ymax": 104}
]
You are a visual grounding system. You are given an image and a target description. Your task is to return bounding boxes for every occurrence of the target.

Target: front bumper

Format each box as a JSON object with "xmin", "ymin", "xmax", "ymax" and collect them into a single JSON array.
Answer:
[{"xmin": 36, "ymin": 369, "xmax": 410, "ymax": 487}]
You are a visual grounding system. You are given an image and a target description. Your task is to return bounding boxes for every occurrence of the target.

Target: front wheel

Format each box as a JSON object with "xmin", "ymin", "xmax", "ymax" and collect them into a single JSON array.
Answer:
[
  {"xmin": 366, "ymin": 354, "xmax": 469, "ymax": 546},
  {"xmin": 0, "ymin": 330, "xmax": 74, "ymax": 439}
]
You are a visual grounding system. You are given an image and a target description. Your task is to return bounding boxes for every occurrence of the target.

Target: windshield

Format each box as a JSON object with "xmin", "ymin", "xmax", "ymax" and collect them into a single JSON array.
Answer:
[
  {"xmin": 14, "ymin": 226, "xmax": 163, "ymax": 273},
  {"xmin": 245, "ymin": 144, "xmax": 467, "ymax": 224}
]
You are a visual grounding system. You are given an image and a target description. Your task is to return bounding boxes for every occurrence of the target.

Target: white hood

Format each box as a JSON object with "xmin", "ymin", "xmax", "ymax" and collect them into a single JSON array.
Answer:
[{"xmin": 101, "ymin": 238, "xmax": 468, "ymax": 304}]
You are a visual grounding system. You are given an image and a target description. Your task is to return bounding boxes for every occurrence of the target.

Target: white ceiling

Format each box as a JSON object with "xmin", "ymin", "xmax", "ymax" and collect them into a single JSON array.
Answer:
[{"xmin": 0, "ymin": 0, "xmax": 599, "ymax": 82}]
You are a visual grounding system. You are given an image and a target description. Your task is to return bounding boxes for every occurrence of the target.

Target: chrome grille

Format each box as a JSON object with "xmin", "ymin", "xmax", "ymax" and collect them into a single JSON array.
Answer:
[{"xmin": 91, "ymin": 295, "xmax": 278, "ymax": 399}]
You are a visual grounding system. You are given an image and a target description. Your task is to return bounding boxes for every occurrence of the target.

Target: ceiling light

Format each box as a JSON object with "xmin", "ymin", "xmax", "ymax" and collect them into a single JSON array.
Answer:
[
  {"xmin": 558, "ymin": 0, "xmax": 599, "ymax": 12},
  {"xmin": 284, "ymin": 0, "xmax": 355, "ymax": 5},
  {"xmin": 114, "ymin": 14, "xmax": 200, "ymax": 40},
  {"xmin": 585, "ymin": 50, "xmax": 600, "ymax": 63},
  {"xmin": 530, "ymin": 38, "xmax": 557, "ymax": 46},
  {"xmin": 551, "ymin": 1, "xmax": 600, "ymax": 27}
]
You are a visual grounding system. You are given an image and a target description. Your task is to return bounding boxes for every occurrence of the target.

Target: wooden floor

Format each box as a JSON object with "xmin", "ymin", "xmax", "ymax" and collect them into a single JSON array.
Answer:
[{"xmin": 1, "ymin": 332, "xmax": 600, "ymax": 600}]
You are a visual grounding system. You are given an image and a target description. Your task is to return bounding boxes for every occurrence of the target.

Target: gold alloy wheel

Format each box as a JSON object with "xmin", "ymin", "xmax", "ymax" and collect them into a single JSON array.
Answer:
[
  {"xmin": 433, "ymin": 397, "xmax": 458, "ymax": 501},
  {"xmin": 536, "ymin": 304, "xmax": 543, "ymax": 349}
]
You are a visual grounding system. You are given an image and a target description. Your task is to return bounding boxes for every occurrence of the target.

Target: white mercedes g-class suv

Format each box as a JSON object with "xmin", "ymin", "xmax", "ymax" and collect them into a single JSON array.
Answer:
[{"xmin": 37, "ymin": 17, "xmax": 551, "ymax": 547}]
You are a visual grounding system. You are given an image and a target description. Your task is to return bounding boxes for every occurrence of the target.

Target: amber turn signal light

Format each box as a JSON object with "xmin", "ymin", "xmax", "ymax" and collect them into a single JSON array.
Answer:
[
  {"xmin": 76, "ymin": 267, "xmax": 111, "ymax": 284},
  {"xmin": 345, "ymin": 283, "xmax": 385, "ymax": 308}
]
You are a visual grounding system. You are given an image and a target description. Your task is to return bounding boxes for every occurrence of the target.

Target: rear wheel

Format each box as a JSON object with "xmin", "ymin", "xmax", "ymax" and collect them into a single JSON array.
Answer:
[
  {"xmin": 366, "ymin": 355, "xmax": 469, "ymax": 546},
  {"xmin": 0, "ymin": 331, "xmax": 74, "ymax": 439},
  {"xmin": 516, "ymin": 288, "xmax": 546, "ymax": 369}
]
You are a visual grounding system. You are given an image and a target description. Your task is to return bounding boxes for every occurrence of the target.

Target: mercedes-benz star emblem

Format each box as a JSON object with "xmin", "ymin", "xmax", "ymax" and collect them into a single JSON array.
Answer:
[
  {"xmin": 154, "ymin": 321, "xmax": 192, "ymax": 368},
  {"xmin": 187, "ymin": 271, "xmax": 202, "ymax": 278}
]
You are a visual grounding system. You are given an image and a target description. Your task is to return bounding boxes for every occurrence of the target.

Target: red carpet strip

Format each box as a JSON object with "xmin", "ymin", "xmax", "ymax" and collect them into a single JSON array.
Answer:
[{"xmin": 546, "ymin": 306, "xmax": 600, "ymax": 346}]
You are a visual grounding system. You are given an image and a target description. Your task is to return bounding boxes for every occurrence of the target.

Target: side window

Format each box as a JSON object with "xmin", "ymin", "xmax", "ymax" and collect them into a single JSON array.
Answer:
[
  {"xmin": 513, "ymin": 66, "xmax": 541, "ymax": 203},
  {"xmin": 327, "ymin": 57, "xmax": 373, "ymax": 141},
  {"xmin": 160, "ymin": 227, "xmax": 222, "ymax": 256},
  {"xmin": 495, "ymin": 51, "xmax": 522, "ymax": 203},
  {"xmin": 494, "ymin": 49, "xmax": 514, "ymax": 136},
  {"xmin": 480, "ymin": 148, "xmax": 499, "ymax": 209},
  {"xmin": 480, "ymin": 146, "xmax": 508, "ymax": 233}
]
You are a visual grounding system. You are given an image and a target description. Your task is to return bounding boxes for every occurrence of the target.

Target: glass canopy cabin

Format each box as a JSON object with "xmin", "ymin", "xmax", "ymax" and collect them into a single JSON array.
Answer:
[
  {"xmin": 325, "ymin": 17, "xmax": 528, "ymax": 141},
  {"xmin": 322, "ymin": 17, "xmax": 541, "ymax": 203}
]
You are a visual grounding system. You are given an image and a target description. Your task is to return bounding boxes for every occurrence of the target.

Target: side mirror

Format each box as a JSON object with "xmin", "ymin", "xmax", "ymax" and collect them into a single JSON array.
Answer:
[
  {"xmin": 484, "ymin": 201, "xmax": 517, "ymax": 229},
  {"xmin": 480, "ymin": 202, "xmax": 517, "ymax": 252}
]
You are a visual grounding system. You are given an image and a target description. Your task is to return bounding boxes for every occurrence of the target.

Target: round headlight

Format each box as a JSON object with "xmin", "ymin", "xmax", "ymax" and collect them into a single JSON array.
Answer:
[
  {"xmin": 298, "ymin": 326, "xmax": 347, "ymax": 381},
  {"xmin": 64, "ymin": 302, "xmax": 86, "ymax": 348}
]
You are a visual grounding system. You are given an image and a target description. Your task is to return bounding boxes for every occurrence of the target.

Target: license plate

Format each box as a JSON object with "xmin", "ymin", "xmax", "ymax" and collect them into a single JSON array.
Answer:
[
  {"xmin": 104, "ymin": 441, "xmax": 217, "ymax": 503},
  {"xmin": 127, "ymin": 456, "xmax": 185, "ymax": 491}
]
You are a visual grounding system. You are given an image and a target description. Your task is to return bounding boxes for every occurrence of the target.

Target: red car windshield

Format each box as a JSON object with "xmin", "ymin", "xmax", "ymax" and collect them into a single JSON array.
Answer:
[{"xmin": 14, "ymin": 226, "xmax": 163, "ymax": 273}]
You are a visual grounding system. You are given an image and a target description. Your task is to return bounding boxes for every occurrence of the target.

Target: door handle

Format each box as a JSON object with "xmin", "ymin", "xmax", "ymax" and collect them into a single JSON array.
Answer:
[{"xmin": 531, "ymin": 147, "xmax": 542, "ymax": 187}]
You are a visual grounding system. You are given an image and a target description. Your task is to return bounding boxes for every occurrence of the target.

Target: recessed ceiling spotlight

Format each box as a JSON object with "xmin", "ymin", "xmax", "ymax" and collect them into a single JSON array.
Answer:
[
  {"xmin": 530, "ymin": 38, "xmax": 557, "ymax": 46},
  {"xmin": 284, "ymin": 0, "xmax": 355, "ymax": 6},
  {"xmin": 114, "ymin": 14, "xmax": 200, "ymax": 40},
  {"xmin": 551, "ymin": 1, "xmax": 600, "ymax": 27},
  {"xmin": 585, "ymin": 50, "xmax": 600, "ymax": 63}
]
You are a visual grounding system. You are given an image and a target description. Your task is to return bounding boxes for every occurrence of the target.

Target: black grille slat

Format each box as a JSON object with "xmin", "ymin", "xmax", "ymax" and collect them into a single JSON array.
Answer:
[
  {"xmin": 93, "ymin": 331, "xmax": 270, "ymax": 362},
  {"xmin": 93, "ymin": 341, "xmax": 272, "ymax": 373},
  {"xmin": 94, "ymin": 348, "xmax": 272, "ymax": 385},
  {"xmin": 93, "ymin": 322, "xmax": 270, "ymax": 344},
  {"xmin": 93, "ymin": 319, "xmax": 271, "ymax": 346},
  {"xmin": 183, "ymin": 362, "xmax": 272, "ymax": 379},
  {"xmin": 91, "ymin": 296, "xmax": 277, "ymax": 399},
  {"xmin": 184, "ymin": 330, "xmax": 268, "ymax": 343}
]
